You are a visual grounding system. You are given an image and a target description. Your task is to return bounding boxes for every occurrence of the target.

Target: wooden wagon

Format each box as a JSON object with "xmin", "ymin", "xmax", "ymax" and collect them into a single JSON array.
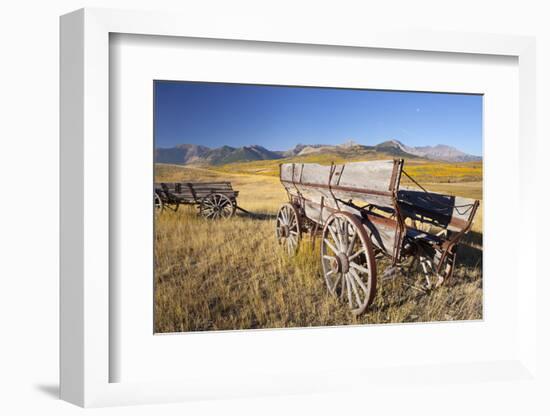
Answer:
[
  {"xmin": 276, "ymin": 159, "xmax": 479, "ymax": 315},
  {"xmin": 154, "ymin": 181, "xmax": 239, "ymax": 219}
]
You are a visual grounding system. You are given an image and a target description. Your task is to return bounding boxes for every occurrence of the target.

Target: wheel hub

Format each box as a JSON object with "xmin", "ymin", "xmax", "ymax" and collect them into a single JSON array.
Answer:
[
  {"xmin": 280, "ymin": 224, "xmax": 290, "ymax": 238},
  {"xmin": 330, "ymin": 252, "xmax": 350, "ymax": 273}
]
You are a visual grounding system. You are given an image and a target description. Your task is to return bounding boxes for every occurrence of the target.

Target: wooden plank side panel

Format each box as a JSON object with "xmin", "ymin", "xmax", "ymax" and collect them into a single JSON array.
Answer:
[
  {"xmin": 281, "ymin": 160, "xmax": 396, "ymax": 191},
  {"xmin": 183, "ymin": 189, "xmax": 236, "ymax": 195},
  {"xmin": 303, "ymin": 200, "xmax": 331, "ymax": 225},
  {"xmin": 300, "ymin": 163, "xmax": 333, "ymax": 185},
  {"xmin": 280, "ymin": 164, "xmax": 302, "ymax": 183},
  {"xmin": 171, "ymin": 191, "xmax": 238, "ymax": 197},
  {"xmin": 283, "ymin": 181, "xmax": 395, "ymax": 209},
  {"xmin": 155, "ymin": 182, "xmax": 235, "ymax": 193},
  {"xmin": 336, "ymin": 160, "xmax": 396, "ymax": 192},
  {"xmin": 363, "ymin": 216, "xmax": 398, "ymax": 254},
  {"xmin": 187, "ymin": 184, "xmax": 233, "ymax": 189},
  {"xmin": 155, "ymin": 182, "xmax": 233, "ymax": 188},
  {"xmin": 167, "ymin": 191, "xmax": 238, "ymax": 198},
  {"xmin": 397, "ymin": 189, "xmax": 478, "ymax": 232},
  {"xmin": 303, "ymin": 199, "xmax": 363, "ymax": 226}
]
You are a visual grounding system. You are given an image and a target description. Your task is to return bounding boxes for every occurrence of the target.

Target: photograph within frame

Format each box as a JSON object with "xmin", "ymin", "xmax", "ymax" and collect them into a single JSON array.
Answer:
[{"xmin": 153, "ymin": 80, "xmax": 483, "ymax": 333}]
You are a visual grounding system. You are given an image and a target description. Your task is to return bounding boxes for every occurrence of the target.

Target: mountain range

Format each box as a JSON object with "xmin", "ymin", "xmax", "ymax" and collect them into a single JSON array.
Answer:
[{"xmin": 155, "ymin": 139, "xmax": 481, "ymax": 165}]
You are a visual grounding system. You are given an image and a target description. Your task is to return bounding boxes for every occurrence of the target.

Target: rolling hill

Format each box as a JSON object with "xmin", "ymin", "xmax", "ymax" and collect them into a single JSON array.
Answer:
[{"xmin": 155, "ymin": 144, "xmax": 282, "ymax": 166}]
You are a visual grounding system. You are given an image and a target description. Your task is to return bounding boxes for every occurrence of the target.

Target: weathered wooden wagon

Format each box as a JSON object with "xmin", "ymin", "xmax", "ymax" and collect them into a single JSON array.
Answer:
[
  {"xmin": 276, "ymin": 159, "xmax": 479, "ymax": 315},
  {"xmin": 154, "ymin": 181, "xmax": 239, "ymax": 219}
]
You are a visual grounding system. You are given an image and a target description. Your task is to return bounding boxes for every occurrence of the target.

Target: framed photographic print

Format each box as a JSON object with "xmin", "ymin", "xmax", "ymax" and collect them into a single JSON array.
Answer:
[
  {"xmin": 60, "ymin": 7, "xmax": 540, "ymax": 408},
  {"xmin": 152, "ymin": 80, "xmax": 483, "ymax": 332}
]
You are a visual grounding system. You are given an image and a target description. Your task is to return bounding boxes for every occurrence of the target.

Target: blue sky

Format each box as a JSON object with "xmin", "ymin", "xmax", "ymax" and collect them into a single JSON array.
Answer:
[{"xmin": 154, "ymin": 81, "xmax": 483, "ymax": 156}]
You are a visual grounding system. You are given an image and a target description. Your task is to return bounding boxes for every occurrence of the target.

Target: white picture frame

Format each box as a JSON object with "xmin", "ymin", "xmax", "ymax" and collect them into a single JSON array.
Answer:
[{"xmin": 60, "ymin": 7, "xmax": 539, "ymax": 408}]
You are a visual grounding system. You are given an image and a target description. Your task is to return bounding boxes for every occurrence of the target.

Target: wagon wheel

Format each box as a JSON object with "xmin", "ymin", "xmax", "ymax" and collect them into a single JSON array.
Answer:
[
  {"xmin": 154, "ymin": 192, "xmax": 164, "ymax": 212},
  {"xmin": 321, "ymin": 212, "xmax": 377, "ymax": 315},
  {"xmin": 200, "ymin": 193, "xmax": 236, "ymax": 219},
  {"xmin": 276, "ymin": 203, "xmax": 301, "ymax": 255}
]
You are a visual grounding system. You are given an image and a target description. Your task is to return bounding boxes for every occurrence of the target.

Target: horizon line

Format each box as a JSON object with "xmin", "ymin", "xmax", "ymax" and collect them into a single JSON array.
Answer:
[{"xmin": 154, "ymin": 139, "xmax": 482, "ymax": 157}]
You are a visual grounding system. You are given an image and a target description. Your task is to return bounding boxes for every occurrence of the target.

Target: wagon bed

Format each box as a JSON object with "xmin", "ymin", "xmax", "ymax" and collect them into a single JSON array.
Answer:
[
  {"xmin": 276, "ymin": 159, "xmax": 479, "ymax": 315},
  {"xmin": 154, "ymin": 181, "xmax": 240, "ymax": 219}
]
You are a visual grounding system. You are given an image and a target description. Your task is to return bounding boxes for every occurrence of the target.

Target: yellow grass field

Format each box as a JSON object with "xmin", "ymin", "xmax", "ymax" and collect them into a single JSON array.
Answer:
[
  {"xmin": 154, "ymin": 162, "xmax": 483, "ymax": 333},
  {"xmin": 210, "ymin": 153, "xmax": 483, "ymax": 184}
]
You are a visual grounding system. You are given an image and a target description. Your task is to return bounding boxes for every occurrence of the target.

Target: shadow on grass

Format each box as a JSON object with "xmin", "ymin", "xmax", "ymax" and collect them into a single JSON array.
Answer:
[
  {"xmin": 234, "ymin": 210, "xmax": 277, "ymax": 221},
  {"xmin": 461, "ymin": 230, "xmax": 483, "ymax": 248},
  {"xmin": 456, "ymin": 230, "xmax": 483, "ymax": 269},
  {"xmin": 369, "ymin": 233, "xmax": 483, "ymax": 314}
]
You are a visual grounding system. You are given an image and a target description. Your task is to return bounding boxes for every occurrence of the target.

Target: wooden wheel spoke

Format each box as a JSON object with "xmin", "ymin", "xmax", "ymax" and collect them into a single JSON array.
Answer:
[
  {"xmin": 340, "ymin": 219, "xmax": 350, "ymax": 253},
  {"xmin": 349, "ymin": 269, "xmax": 369, "ymax": 294},
  {"xmin": 281, "ymin": 208, "xmax": 289, "ymax": 224},
  {"xmin": 286, "ymin": 207, "xmax": 293, "ymax": 224},
  {"xmin": 345, "ymin": 274, "xmax": 353, "ymax": 307},
  {"xmin": 350, "ymin": 261, "xmax": 369, "ymax": 274},
  {"xmin": 346, "ymin": 229, "xmax": 357, "ymax": 256},
  {"xmin": 334, "ymin": 218, "xmax": 346, "ymax": 250},
  {"xmin": 327, "ymin": 225, "xmax": 341, "ymax": 251},
  {"xmin": 331, "ymin": 272, "xmax": 342, "ymax": 293},
  {"xmin": 320, "ymin": 212, "xmax": 376, "ymax": 315},
  {"xmin": 340, "ymin": 272, "xmax": 347, "ymax": 300},
  {"xmin": 323, "ymin": 238, "xmax": 339, "ymax": 255},
  {"xmin": 276, "ymin": 203, "xmax": 301, "ymax": 255},
  {"xmin": 348, "ymin": 248, "xmax": 365, "ymax": 261},
  {"xmin": 154, "ymin": 192, "xmax": 164, "ymax": 211},
  {"xmin": 200, "ymin": 193, "xmax": 235, "ymax": 219},
  {"xmin": 347, "ymin": 272, "xmax": 363, "ymax": 307},
  {"xmin": 220, "ymin": 201, "xmax": 232, "ymax": 215},
  {"xmin": 286, "ymin": 236, "xmax": 297, "ymax": 254}
]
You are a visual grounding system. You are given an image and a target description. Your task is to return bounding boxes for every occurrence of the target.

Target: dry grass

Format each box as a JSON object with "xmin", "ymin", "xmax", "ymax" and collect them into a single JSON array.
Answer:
[{"xmin": 154, "ymin": 163, "xmax": 483, "ymax": 333}]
